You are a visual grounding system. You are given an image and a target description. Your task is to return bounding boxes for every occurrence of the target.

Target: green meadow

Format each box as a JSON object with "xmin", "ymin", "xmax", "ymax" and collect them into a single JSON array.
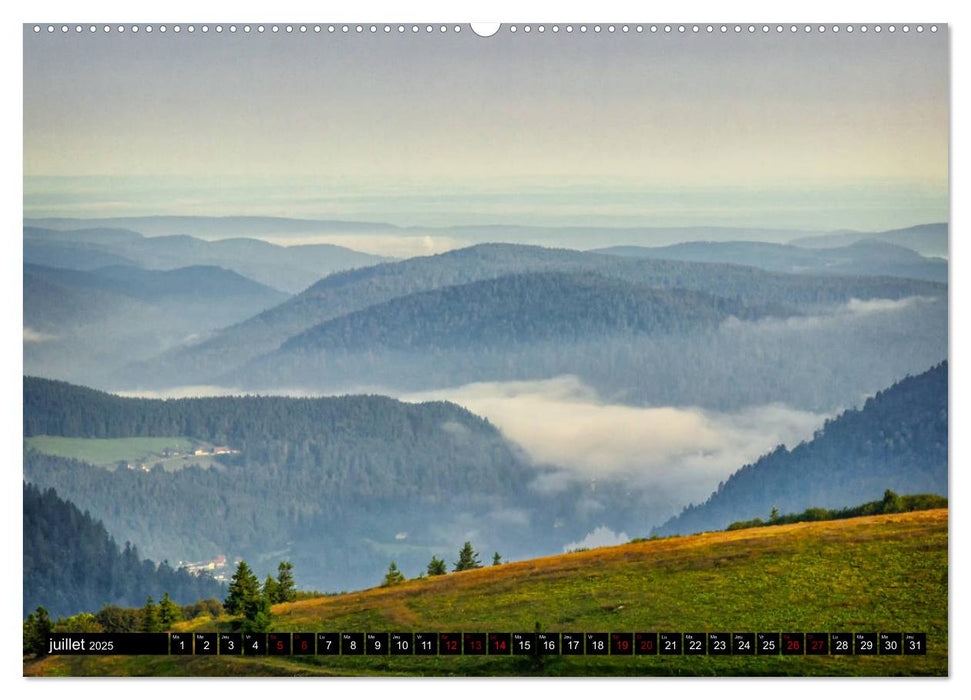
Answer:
[{"xmin": 25, "ymin": 435, "xmax": 220, "ymax": 471}]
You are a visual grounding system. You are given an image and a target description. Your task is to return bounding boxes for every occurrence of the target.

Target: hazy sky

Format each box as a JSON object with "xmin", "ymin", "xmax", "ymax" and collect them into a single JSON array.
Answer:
[{"xmin": 23, "ymin": 24, "xmax": 948, "ymax": 229}]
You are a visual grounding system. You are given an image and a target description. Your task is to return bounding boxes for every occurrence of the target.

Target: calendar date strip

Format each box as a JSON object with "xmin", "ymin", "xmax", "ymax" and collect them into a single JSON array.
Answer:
[{"xmin": 47, "ymin": 631, "xmax": 927, "ymax": 656}]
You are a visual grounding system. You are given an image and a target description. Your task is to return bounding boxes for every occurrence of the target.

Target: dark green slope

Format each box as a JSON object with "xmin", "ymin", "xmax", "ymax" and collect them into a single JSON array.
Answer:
[
  {"xmin": 653, "ymin": 362, "xmax": 948, "ymax": 536},
  {"xmin": 139, "ymin": 242, "xmax": 945, "ymax": 388},
  {"xmin": 231, "ymin": 270, "xmax": 789, "ymax": 390},
  {"xmin": 23, "ymin": 482, "xmax": 223, "ymax": 619},
  {"xmin": 277, "ymin": 271, "xmax": 781, "ymax": 352},
  {"xmin": 23, "ymin": 377, "xmax": 624, "ymax": 592}
]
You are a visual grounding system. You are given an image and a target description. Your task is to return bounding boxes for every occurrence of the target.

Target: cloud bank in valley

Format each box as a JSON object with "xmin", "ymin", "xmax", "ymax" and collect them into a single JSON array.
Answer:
[
  {"xmin": 722, "ymin": 295, "xmax": 936, "ymax": 334},
  {"xmin": 402, "ymin": 376, "xmax": 829, "ymax": 510}
]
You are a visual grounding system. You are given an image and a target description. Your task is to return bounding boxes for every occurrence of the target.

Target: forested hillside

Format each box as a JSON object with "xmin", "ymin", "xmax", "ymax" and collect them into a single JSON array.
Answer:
[
  {"xmin": 235, "ymin": 293, "xmax": 945, "ymax": 416},
  {"xmin": 23, "ymin": 482, "xmax": 223, "ymax": 619},
  {"xmin": 234, "ymin": 272, "xmax": 791, "ymax": 389},
  {"xmin": 790, "ymin": 223, "xmax": 948, "ymax": 258},
  {"xmin": 24, "ymin": 224, "xmax": 389, "ymax": 293},
  {"xmin": 277, "ymin": 272, "xmax": 784, "ymax": 352},
  {"xmin": 24, "ymin": 262, "xmax": 288, "ymax": 388},
  {"xmin": 653, "ymin": 362, "xmax": 948, "ymax": 536},
  {"xmin": 135, "ymin": 242, "xmax": 945, "ymax": 391},
  {"xmin": 23, "ymin": 378, "xmax": 637, "ymax": 591}
]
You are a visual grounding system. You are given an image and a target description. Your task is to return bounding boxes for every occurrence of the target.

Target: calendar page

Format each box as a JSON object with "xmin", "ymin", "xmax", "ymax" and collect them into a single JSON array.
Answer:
[{"xmin": 22, "ymin": 20, "xmax": 948, "ymax": 678}]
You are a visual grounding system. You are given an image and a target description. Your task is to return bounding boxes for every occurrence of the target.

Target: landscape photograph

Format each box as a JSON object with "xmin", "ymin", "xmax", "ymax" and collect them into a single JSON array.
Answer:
[{"xmin": 21, "ymin": 22, "xmax": 948, "ymax": 678}]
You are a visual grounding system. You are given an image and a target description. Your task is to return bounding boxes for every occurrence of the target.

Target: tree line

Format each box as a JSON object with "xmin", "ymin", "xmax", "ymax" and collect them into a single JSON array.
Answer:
[
  {"xmin": 24, "ymin": 559, "xmax": 298, "ymax": 655},
  {"xmin": 381, "ymin": 542, "xmax": 503, "ymax": 587},
  {"xmin": 223, "ymin": 560, "xmax": 296, "ymax": 632},
  {"xmin": 725, "ymin": 490, "xmax": 948, "ymax": 532},
  {"xmin": 23, "ymin": 482, "xmax": 224, "ymax": 619},
  {"xmin": 23, "ymin": 377, "xmax": 614, "ymax": 593},
  {"xmin": 23, "ymin": 596, "xmax": 224, "ymax": 656}
]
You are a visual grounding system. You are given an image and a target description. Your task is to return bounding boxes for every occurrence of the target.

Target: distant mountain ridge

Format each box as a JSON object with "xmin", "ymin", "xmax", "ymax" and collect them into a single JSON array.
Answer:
[
  {"xmin": 28, "ymin": 262, "xmax": 285, "ymax": 301},
  {"xmin": 26, "ymin": 216, "xmax": 946, "ymax": 253},
  {"xmin": 25, "ymin": 225, "xmax": 144, "ymax": 245},
  {"xmin": 789, "ymin": 223, "xmax": 948, "ymax": 258},
  {"xmin": 92, "ymin": 264, "xmax": 286, "ymax": 299},
  {"xmin": 23, "ymin": 263, "xmax": 289, "ymax": 388},
  {"xmin": 231, "ymin": 270, "xmax": 791, "ymax": 391},
  {"xmin": 135, "ymin": 242, "xmax": 945, "ymax": 391},
  {"xmin": 653, "ymin": 362, "xmax": 948, "ymax": 536},
  {"xmin": 279, "ymin": 271, "xmax": 782, "ymax": 352},
  {"xmin": 592, "ymin": 238, "xmax": 947, "ymax": 283},
  {"xmin": 25, "ymin": 216, "xmax": 397, "ymax": 236},
  {"xmin": 23, "ymin": 225, "xmax": 390, "ymax": 293}
]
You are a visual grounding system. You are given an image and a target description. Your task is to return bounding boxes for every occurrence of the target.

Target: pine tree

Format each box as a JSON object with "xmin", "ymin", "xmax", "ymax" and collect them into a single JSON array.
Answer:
[
  {"xmin": 23, "ymin": 606, "xmax": 52, "ymax": 656},
  {"xmin": 263, "ymin": 575, "xmax": 280, "ymax": 605},
  {"xmin": 276, "ymin": 561, "xmax": 296, "ymax": 603},
  {"xmin": 492, "ymin": 552, "xmax": 502, "ymax": 566},
  {"xmin": 882, "ymin": 489, "xmax": 903, "ymax": 513},
  {"xmin": 242, "ymin": 596, "xmax": 272, "ymax": 633},
  {"xmin": 95, "ymin": 604, "xmax": 139, "ymax": 633},
  {"xmin": 140, "ymin": 596, "xmax": 160, "ymax": 633},
  {"xmin": 53, "ymin": 613, "xmax": 103, "ymax": 633},
  {"xmin": 222, "ymin": 560, "xmax": 274, "ymax": 630},
  {"xmin": 769, "ymin": 506, "xmax": 780, "ymax": 522},
  {"xmin": 158, "ymin": 592, "xmax": 182, "ymax": 628},
  {"xmin": 382, "ymin": 561, "xmax": 405, "ymax": 587},
  {"xmin": 454, "ymin": 542, "xmax": 482, "ymax": 571},
  {"xmin": 426, "ymin": 556, "xmax": 447, "ymax": 576},
  {"xmin": 224, "ymin": 560, "xmax": 260, "ymax": 616}
]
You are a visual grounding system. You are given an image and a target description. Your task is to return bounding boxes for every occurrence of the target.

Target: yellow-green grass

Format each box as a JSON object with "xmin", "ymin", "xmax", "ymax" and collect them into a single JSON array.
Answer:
[
  {"xmin": 25, "ymin": 509, "xmax": 948, "ymax": 677},
  {"xmin": 26, "ymin": 436, "xmax": 204, "ymax": 469}
]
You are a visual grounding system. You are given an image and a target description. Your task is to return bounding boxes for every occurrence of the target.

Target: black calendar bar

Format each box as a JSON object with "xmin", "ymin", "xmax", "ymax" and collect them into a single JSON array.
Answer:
[{"xmin": 45, "ymin": 632, "xmax": 928, "ymax": 656}]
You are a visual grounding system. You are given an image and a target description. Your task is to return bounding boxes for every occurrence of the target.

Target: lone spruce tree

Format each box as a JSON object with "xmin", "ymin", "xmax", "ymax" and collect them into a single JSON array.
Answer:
[
  {"xmin": 158, "ymin": 592, "xmax": 182, "ymax": 628},
  {"xmin": 23, "ymin": 606, "xmax": 52, "ymax": 656},
  {"xmin": 382, "ymin": 561, "xmax": 405, "ymax": 587},
  {"xmin": 224, "ymin": 560, "xmax": 261, "ymax": 616},
  {"xmin": 140, "ymin": 596, "xmax": 160, "ymax": 633},
  {"xmin": 263, "ymin": 574, "xmax": 280, "ymax": 605},
  {"xmin": 882, "ymin": 489, "xmax": 903, "ymax": 513},
  {"xmin": 454, "ymin": 542, "xmax": 482, "ymax": 571},
  {"xmin": 276, "ymin": 561, "xmax": 296, "ymax": 602},
  {"xmin": 426, "ymin": 555, "xmax": 447, "ymax": 576},
  {"xmin": 243, "ymin": 595, "xmax": 272, "ymax": 633}
]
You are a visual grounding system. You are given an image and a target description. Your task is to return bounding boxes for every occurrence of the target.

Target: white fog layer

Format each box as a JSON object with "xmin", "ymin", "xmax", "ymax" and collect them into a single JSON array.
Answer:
[{"xmin": 402, "ymin": 376, "xmax": 830, "ymax": 507}]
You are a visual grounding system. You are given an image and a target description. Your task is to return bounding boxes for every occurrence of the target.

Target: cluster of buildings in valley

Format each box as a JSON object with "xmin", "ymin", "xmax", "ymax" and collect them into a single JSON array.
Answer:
[
  {"xmin": 121, "ymin": 444, "xmax": 240, "ymax": 472},
  {"xmin": 178, "ymin": 554, "xmax": 240, "ymax": 582},
  {"xmin": 193, "ymin": 446, "xmax": 238, "ymax": 456}
]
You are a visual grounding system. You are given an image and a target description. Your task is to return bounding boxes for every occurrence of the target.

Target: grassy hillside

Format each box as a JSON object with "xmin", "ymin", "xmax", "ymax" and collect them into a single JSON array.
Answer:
[
  {"xmin": 25, "ymin": 509, "xmax": 947, "ymax": 677},
  {"xmin": 26, "ymin": 436, "xmax": 198, "ymax": 469}
]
